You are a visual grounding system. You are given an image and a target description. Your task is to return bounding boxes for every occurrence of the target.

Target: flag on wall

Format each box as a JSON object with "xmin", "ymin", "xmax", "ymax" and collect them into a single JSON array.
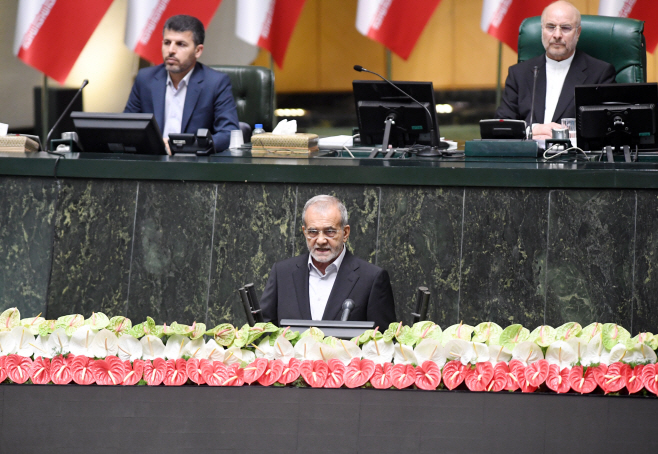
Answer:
[
  {"xmin": 13, "ymin": 0, "xmax": 113, "ymax": 84},
  {"xmin": 481, "ymin": 0, "xmax": 551, "ymax": 51},
  {"xmin": 355, "ymin": 0, "xmax": 442, "ymax": 60},
  {"xmin": 599, "ymin": 0, "xmax": 658, "ymax": 53},
  {"xmin": 125, "ymin": 0, "xmax": 223, "ymax": 64},
  {"xmin": 235, "ymin": 0, "xmax": 307, "ymax": 68}
]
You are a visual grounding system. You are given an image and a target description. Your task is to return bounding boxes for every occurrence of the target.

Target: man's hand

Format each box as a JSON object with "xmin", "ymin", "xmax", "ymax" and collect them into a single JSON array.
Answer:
[
  {"xmin": 532, "ymin": 122, "xmax": 563, "ymax": 140},
  {"xmin": 163, "ymin": 137, "xmax": 172, "ymax": 155}
]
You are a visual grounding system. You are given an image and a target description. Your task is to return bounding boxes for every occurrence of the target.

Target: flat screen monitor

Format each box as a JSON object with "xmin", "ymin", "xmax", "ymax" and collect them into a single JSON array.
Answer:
[
  {"xmin": 70, "ymin": 112, "xmax": 167, "ymax": 155},
  {"xmin": 575, "ymin": 83, "xmax": 658, "ymax": 152},
  {"xmin": 353, "ymin": 80, "xmax": 441, "ymax": 148}
]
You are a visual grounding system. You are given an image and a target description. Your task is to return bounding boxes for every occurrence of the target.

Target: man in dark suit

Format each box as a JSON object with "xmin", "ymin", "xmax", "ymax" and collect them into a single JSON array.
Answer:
[
  {"xmin": 124, "ymin": 15, "xmax": 239, "ymax": 153},
  {"xmin": 260, "ymin": 195, "xmax": 396, "ymax": 330},
  {"xmin": 495, "ymin": 1, "xmax": 616, "ymax": 140}
]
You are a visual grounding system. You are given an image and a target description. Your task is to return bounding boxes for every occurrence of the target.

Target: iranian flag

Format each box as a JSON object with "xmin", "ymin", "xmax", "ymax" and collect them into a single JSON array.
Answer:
[
  {"xmin": 125, "ymin": 0, "xmax": 222, "ymax": 64},
  {"xmin": 13, "ymin": 0, "xmax": 113, "ymax": 84},
  {"xmin": 481, "ymin": 0, "xmax": 552, "ymax": 51},
  {"xmin": 235, "ymin": 0, "xmax": 307, "ymax": 68},
  {"xmin": 355, "ymin": 0, "xmax": 442, "ymax": 60},
  {"xmin": 599, "ymin": 0, "xmax": 658, "ymax": 53}
]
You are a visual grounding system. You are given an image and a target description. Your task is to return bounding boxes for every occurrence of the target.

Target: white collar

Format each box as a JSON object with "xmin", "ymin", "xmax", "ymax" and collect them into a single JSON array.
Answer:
[
  {"xmin": 545, "ymin": 52, "xmax": 575, "ymax": 69},
  {"xmin": 308, "ymin": 245, "xmax": 347, "ymax": 275},
  {"xmin": 166, "ymin": 65, "xmax": 195, "ymax": 89}
]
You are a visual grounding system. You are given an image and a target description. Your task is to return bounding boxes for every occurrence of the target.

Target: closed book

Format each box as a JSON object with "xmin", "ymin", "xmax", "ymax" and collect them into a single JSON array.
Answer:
[{"xmin": 0, "ymin": 135, "xmax": 39, "ymax": 152}]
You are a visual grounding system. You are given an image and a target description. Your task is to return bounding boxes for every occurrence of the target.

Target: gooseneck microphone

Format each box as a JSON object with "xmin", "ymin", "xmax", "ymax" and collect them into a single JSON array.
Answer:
[
  {"xmin": 527, "ymin": 66, "xmax": 539, "ymax": 140},
  {"xmin": 353, "ymin": 65, "xmax": 448, "ymax": 156},
  {"xmin": 44, "ymin": 79, "xmax": 89, "ymax": 153},
  {"xmin": 340, "ymin": 299, "xmax": 355, "ymax": 322}
]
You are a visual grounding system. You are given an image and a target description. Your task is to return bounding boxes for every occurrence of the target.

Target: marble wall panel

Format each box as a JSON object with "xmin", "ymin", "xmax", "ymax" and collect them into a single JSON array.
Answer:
[
  {"xmin": 46, "ymin": 179, "xmax": 137, "ymax": 318},
  {"xmin": 632, "ymin": 190, "xmax": 658, "ymax": 334},
  {"xmin": 127, "ymin": 181, "xmax": 216, "ymax": 325},
  {"xmin": 459, "ymin": 188, "xmax": 549, "ymax": 328},
  {"xmin": 378, "ymin": 187, "xmax": 464, "ymax": 327},
  {"xmin": 544, "ymin": 190, "xmax": 636, "ymax": 328},
  {"xmin": 206, "ymin": 183, "xmax": 297, "ymax": 327},
  {"xmin": 0, "ymin": 177, "xmax": 57, "ymax": 316}
]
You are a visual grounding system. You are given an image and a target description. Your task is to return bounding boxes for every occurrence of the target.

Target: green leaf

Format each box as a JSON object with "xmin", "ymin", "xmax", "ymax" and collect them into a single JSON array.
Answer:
[
  {"xmin": 382, "ymin": 322, "xmax": 403, "ymax": 343},
  {"xmin": 471, "ymin": 322, "xmax": 503, "ymax": 345},
  {"xmin": 128, "ymin": 322, "xmax": 147, "ymax": 339},
  {"xmin": 396, "ymin": 325, "xmax": 418, "ymax": 346},
  {"xmin": 20, "ymin": 316, "xmax": 45, "ymax": 335},
  {"xmin": 528, "ymin": 325, "xmax": 556, "ymax": 348},
  {"xmin": 107, "ymin": 316, "xmax": 132, "ymax": 336},
  {"xmin": 601, "ymin": 323, "xmax": 631, "ymax": 350},
  {"xmin": 579, "ymin": 322, "xmax": 602, "ymax": 342},
  {"xmin": 55, "ymin": 314, "xmax": 85, "ymax": 336},
  {"xmin": 0, "ymin": 308, "xmax": 20, "ymax": 332},
  {"xmin": 411, "ymin": 321, "xmax": 442, "ymax": 345},
  {"xmin": 353, "ymin": 329, "xmax": 384, "ymax": 346},
  {"xmin": 499, "ymin": 324, "xmax": 529, "ymax": 353},
  {"xmin": 322, "ymin": 336, "xmax": 339, "ymax": 347},
  {"xmin": 85, "ymin": 312, "xmax": 110, "ymax": 330},
  {"xmin": 441, "ymin": 323, "xmax": 474, "ymax": 344},
  {"xmin": 299, "ymin": 327, "xmax": 325, "ymax": 342},
  {"xmin": 190, "ymin": 323, "xmax": 206, "ymax": 340},
  {"xmin": 38, "ymin": 320, "xmax": 57, "ymax": 337},
  {"xmin": 268, "ymin": 327, "xmax": 299, "ymax": 346},
  {"xmin": 205, "ymin": 323, "xmax": 236, "ymax": 347},
  {"xmin": 555, "ymin": 322, "xmax": 582, "ymax": 341}
]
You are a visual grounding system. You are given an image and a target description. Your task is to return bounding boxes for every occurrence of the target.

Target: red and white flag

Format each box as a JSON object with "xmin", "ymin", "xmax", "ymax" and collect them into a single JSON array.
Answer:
[
  {"xmin": 13, "ymin": 0, "xmax": 113, "ymax": 84},
  {"xmin": 125, "ymin": 0, "xmax": 223, "ymax": 65},
  {"xmin": 235, "ymin": 0, "xmax": 307, "ymax": 68},
  {"xmin": 481, "ymin": 0, "xmax": 551, "ymax": 51},
  {"xmin": 599, "ymin": 0, "xmax": 658, "ymax": 53},
  {"xmin": 355, "ymin": 0, "xmax": 442, "ymax": 60}
]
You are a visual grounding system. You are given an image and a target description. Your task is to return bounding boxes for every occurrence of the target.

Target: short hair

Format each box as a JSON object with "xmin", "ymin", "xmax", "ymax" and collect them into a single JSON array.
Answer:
[
  {"xmin": 302, "ymin": 195, "xmax": 349, "ymax": 228},
  {"xmin": 542, "ymin": 1, "xmax": 581, "ymax": 28},
  {"xmin": 163, "ymin": 15, "xmax": 205, "ymax": 46}
]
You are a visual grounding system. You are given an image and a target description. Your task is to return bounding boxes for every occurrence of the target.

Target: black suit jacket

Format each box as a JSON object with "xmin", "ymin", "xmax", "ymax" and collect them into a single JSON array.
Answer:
[
  {"xmin": 495, "ymin": 50, "xmax": 616, "ymax": 124},
  {"xmin": 260, "ymin": 250, "xmax": 396, "ymax": 330}
]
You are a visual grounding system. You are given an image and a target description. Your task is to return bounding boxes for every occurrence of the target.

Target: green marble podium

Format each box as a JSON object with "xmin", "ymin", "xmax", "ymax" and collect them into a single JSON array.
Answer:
[{"xmin": 2, "ymin": 151, "xmax": 658, "ymax": 333}]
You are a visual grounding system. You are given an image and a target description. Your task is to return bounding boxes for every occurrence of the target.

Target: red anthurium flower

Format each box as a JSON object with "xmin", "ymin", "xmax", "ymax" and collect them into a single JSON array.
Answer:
[
  {"xmin": 143, "ymin": 358, "xmax": 167, "ymax": 386},
  {"xmin": 600, "ymin": 362, "xmax": 628, "ymax": 394},
  {"xmin": 465, "ymin": 362, "xmax": 494, "ymax": 392},
  {"xmin": 370, "ymin": 362, "xmax": 393, "ymax": 389},
  {"xmin": 92, "ymin": 356, "xmax": 126, "ymax": 385},
  {"xmin": 71, "ymin": 355, "xmax": 95, "ymax": 385},
  {"xmin": 345, "ymin": 358, "xmax": 376, "ymax": 388},
  {"xmin": 200, "ymin": 360, "xmax": 228, "ymax": 386},
  {"xmin": 0, "ymin": 356, "xmax": 8, "ymax": 383},
  {"xmin": 545, "ymin": 364, "xmax": 570, "ymax": 394},
  {"xmin": 186, "ymin": 358, "xmax": 207, "ymax": 385},
  {"xmin": 300, "ymin": 360, "xmax": 328, "ymax": 387},
  {"xmin": 278, "ymin": 358, "xmax": 302, "ymax": 385},
  {"xmin": 122, "ymin": 359, "xmax": 144, "ymax": 386},
  {"xmin": 415, "ymin": 361, "xmax": 441, "ymax": 391},
  {"xmin": 164, "ymin": 358, "xmax": 188, "ymax": 386},
  {"xmin": 624, "ymin": 364, "xmax": 644, "ymax": 394},
  {"xmin": 324, "ymin": 359, "xmax": 346, "ymax": 388},
  {"xmin": 30, "ymin": 357, "xmax": 51, "ymax": 385},
  {"xmin": 640, "ymin": 364, "xmax": 658, "ymax": 395},
  {"xmin": 590, "ymin": 364, "xmax": 608, "ymax": 390},
  {"xmin": 488, "ymin": 362, "xmax": 509, "ymax": 392},
  {"xmin": 223, "ymin": 363, "xmax": 244, "ymax": 386},
  {"xmin": 568, "ymin": 366, "xmax": 597, "ymax": 394},
  {"xmin": 524, "ymin": 359, "xmax": 549, "ymax": 388},
  {"xmin": 50, "ymin": 355, "xmax": 73, "ymax": 385},
  {"xmin": 6, "ymin": 354, "xmax": 33, "ymax": 384},
  {"xmin": 442, "ymin": 360, "xmax": 467, "ymax": 390},
  {"xmin": 257, "ymin": 359, "xmax": 284, "ymax": 386},
  {"xmin": 505, "ymin": 360, "xmax": 524, "ymax": 391},
  {"xmin": 243, "ymin": 358, "xmax": 268, "ymax": 385},
  {"xmin": 390, "ymin": 363, "xmax": 416, "ymax": 389}
]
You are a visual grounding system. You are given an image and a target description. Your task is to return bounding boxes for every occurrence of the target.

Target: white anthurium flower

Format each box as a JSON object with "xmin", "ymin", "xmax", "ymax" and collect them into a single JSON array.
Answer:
[
  {"xmin": 316, "ymin": 343, "xmax": 340, "ymax": 362},
  {"xmin": 163, "ymin": 334, "xmax": 189, "ymax": 360},
  {"xmin": 628, "ymin": 343, "xmax": 657, "ymax": 364},
  {"xmin": 566, "ymin": 337, "xmax": 587, "ymax": 363},
  {"xmin": 488, "ymin": 344, "xmax": 512, "ymax": 365},
  {"xmin": 11, "ymin": 326, "xmax": 35, "ymax": 357},
  {"xmin": 362, "ymin": 339, "xmax": 394, "ymax": 365},
  {"xmin": 294, "ymin": 336, "xmax": 322, "ymax": 361},
  {"xmin": 444, "ymin": 338, "xmax": 471, "ymax": 363},
  {"xmin": 254, "ymin": 336, "xmax": 275, "ymax": 360},
  {"xmin": 46, "ymin": 328, "xmax": 70, "ymax": 356},
  {"xmin": 223, "ymin": 346, "xmax": 243, "ymax": 365},
  {"xmin": 117, "ymin": 335, "xmax": 143, "ymax": 362},
  {"xmin": 90, "ymin": 329, "xmax": 119, "ymax": 358},
  {"xmin": 140, "ymin": 335, "xmax": 165, "ymax": 360},
  {"xmin": 581, "ymin": 334, "xmax": 604, "ymax": 367},
  {"xmin": 606, "ymin": 343, "xmax": 629, "ymax": 365},
  {"xmin": 31, "ymin": 334, "xmax": 52, "ymax": 358},
  {"xmin": 334, "ymin": 339, "xmax": 361, "ymax": 365},
  {"xmin": 182, "ymin": 337, "xmax": 205, "ymax": 358},
  {"xmin": 461, "ymin": 342, "xmax": 490, "ymax": 365},
  {"xmin": 241, "ymin": 349, "xmax": 256, "ymax": 365},
  {"xmin": 273, "ymin": 336, "xmax": 296, "ymax": 364},
  {"xmin": 545, "ymin": 340, "xmax": 577, "ymax": 371},
  {"xmin": 393, "ymin": 343, "xmax": 417, "ymax": 365},
  {"xmin": 198, "ymin": 339, "xmax": 225, "ymax": 361},
  {"xmin": 414, "ymin": 339, "xmax": 446, "ymax": 368},
  {"xmin": 0, "ymin": 331, "xmax": 17, "ymax": 355},
  {"xmin": 511, "ymin": 341, "xmax": 544, "ymax": 366},
  {"xmin": 69, "ymin": 325, "xmax": 97, "ymax": 356}
]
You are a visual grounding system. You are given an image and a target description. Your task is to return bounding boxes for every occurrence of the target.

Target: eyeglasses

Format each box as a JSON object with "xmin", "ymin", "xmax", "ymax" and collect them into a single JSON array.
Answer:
[
  {"xmin": 305, "ymin": 228, "xmax": 339, "ymax": 239},
  {"xmin": 543, "ymin": 23, "xmax": 576, "ymax": 34}
]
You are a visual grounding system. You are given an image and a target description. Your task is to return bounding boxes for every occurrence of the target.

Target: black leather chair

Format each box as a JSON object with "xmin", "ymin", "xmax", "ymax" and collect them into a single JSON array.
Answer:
[
  {"xmin": 518, "ymin": 15, "xmax": 647, "ymax": 83},
  {"xmin": 211, "ymin": 65, "xmax": 275, "ymax": 141}
]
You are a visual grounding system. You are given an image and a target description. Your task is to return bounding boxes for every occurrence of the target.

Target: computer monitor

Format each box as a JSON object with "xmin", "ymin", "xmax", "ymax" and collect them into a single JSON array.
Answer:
[
  {"xmin": 70, "ymin": 112, "xmax": 167, "ymax": 155},
  {"xmin": 575, "ymin": 83, "xmax": 658, "ymax": 152},
  {"xmin": 353, "ymin": 80, "xmax": 441, "ymax": 148}
]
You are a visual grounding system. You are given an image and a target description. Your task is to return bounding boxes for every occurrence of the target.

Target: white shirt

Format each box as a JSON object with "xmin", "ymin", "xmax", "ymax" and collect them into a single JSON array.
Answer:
[
  {"xmin": 543, "ymin": 53, "xmax": 574, "ymax": 124},
  {"xmin": 162, "ymin": 68, "xmax": 194, "ymax": 139},
  {"xmin": 308, "ymin": 246, "xmax": 347, "ymax": 320}
]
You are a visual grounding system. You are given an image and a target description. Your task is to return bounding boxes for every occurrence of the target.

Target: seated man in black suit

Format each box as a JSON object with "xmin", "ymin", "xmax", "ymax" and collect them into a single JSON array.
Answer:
[
  {"xmin": 260, "ymin": 195, "xmax": 396, "ymax": 330},
  {"xmin": 495, "ymin": 1, "xmax": 616, "ymax": 140}
]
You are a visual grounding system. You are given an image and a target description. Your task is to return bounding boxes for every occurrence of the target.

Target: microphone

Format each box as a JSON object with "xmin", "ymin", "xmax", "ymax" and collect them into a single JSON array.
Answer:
[
  {"xmin": 44, "ymin": 79, "xmax": 89, "ymax": 152},
  {"xmin": 527, "ymin": 66, "xmax": 539, "ymax": 140},
  {"xmin": 353, "ymin": 65, "xmax": 448, "ymax": 156},
  {"xmin": 340, "ymin": 299, "xmax": 355, "ymax": 322}
]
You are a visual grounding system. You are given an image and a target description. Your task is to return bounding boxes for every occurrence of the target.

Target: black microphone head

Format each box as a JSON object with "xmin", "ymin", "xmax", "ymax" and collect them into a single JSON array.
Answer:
[
  {"xmin": 81, "ymin": 79, "xmax": 89, "ymax": 88},
  {"xmin": 353, "ymin": 65, "xmax": 364, "ymax": 72},
  {"xmin": 342, "ymin": 299, "xmax": 355, "ymax": 310}
]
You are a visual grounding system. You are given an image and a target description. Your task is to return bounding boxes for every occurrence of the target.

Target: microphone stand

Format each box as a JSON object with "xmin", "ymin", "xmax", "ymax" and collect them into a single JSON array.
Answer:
[
  {"xmin": 528, "ymin": 66, "xmax": 538, "ymax": 140},
  {"xmin": 44, "ymin": 79, "xmax": 88, "ymax": 154}
]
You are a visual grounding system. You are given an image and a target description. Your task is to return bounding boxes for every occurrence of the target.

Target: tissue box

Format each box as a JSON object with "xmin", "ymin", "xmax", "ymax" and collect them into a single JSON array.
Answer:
[{"xmin": 251, "ymin": 133, "xmax": 319, "ymax": 157}]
